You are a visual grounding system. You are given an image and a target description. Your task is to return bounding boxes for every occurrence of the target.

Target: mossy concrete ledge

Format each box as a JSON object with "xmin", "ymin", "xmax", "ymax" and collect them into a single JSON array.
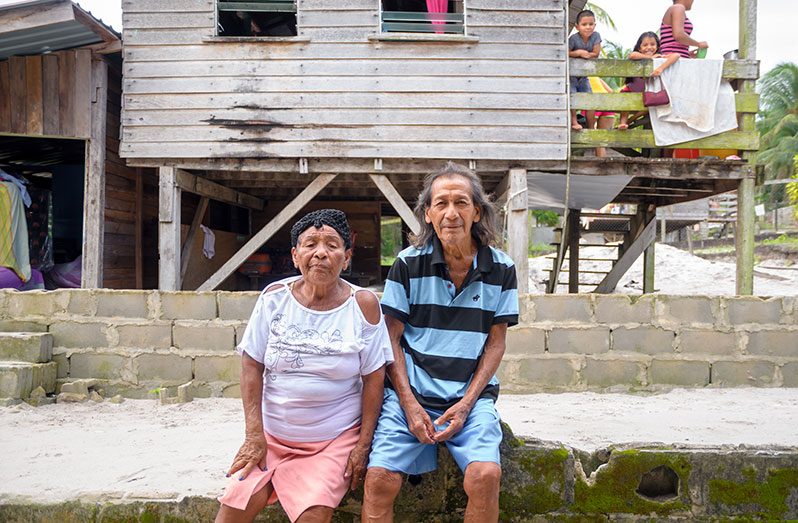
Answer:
[{"xmin": 0, "ymin": 426, "xmax": 796, "ymax": 522}]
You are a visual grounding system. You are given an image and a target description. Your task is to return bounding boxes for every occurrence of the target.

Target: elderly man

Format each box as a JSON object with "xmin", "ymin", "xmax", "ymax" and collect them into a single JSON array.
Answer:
[{"xmin": 363, "ymin": 162, "xmax": 518, "ymax": 522}]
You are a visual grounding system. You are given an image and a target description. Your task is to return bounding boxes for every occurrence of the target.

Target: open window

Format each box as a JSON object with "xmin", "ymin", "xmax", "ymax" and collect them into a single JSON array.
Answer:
[
  {"xmin": 217, "ymin": 0, "xmax": 297, "ymax": 37},
  {"xmin": 381, "ymin": 0, "xmax": 464, "ymax": 35}
]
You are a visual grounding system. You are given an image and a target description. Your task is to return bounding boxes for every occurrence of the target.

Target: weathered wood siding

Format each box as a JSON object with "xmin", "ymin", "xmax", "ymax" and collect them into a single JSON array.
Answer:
[{"xmin": 121, "ymin": 0, "xmax": 567, "ymax": 161}]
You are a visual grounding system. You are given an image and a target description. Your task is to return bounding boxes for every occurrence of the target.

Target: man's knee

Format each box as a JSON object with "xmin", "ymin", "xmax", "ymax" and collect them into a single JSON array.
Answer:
[
  {"xmin": 463, "ymin": 462, "xmax": 501, "ymax": 498},
  {"xmin": 364, "ymin": 467, "xmax": 403, "ymax": 501}
]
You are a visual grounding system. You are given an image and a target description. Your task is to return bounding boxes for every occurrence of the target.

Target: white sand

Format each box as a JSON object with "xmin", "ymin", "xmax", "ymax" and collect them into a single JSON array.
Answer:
[
  {"xmin": 529, "ymin": 243, "xmax": 798, "ymax": 295},
  {"xmin": 1, "ymin": 389, "xmax": 797, "ymax": 504}
]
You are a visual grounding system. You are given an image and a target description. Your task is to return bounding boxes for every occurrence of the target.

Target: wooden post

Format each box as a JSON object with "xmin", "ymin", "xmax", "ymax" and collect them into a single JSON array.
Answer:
[
  {"xmin": 368, "ymin": 174, "xmax": 421, "ymax": 235},
  {"xmin": 567, "ymin": 209, "xmax": 581, "ymax": 293},
  {"xmin": 643, "ymin": 206, "xmax": 656, "ymax": 293},
  {"xmin": 198, "ymin": 173, "xmax": 338, "ymax": 291},
  {"xmin": 158, "ymin": 167, "xmax": 181, "ymax": 291},
  {"xmin": 135, "ymin": 168, "xmax": 143, "ymax": 289},
  {"xmin": 736, "ymin": 0, "xmax": 757, "ymax": 295},
  {"xmin": 80, "ymin": 57, "xmax": 107, "ymax": 288},
  {"xmin": 507, "ymin": 168, "xmax": 528, "ymax": 295}
]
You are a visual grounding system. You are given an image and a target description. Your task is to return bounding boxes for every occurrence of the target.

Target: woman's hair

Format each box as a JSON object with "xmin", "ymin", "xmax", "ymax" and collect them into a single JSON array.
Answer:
[
  {"xmin": 633, "ymin": 31, "xmax": 660, "ymax": 53},
  {"xmin": 409, "ymin": 162, "xmax": 499, "ymax": 249},
  {"xmin": 290, "ymin": 208, "xmax": 351, "ymax": 249},
  {"xmin": 575, "ymin": 10, "xmax": 595, "ymax": 24}
]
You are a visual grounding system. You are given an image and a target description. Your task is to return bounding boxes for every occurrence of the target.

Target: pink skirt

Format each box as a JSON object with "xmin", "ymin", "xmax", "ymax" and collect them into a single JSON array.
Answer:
[{"xmin": 218, "ymin": 425, "xmax": 360, "ymax": 522}]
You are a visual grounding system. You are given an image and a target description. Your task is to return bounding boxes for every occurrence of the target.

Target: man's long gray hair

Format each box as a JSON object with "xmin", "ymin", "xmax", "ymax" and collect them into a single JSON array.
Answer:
[{"xmin": 409, "ymin": 162, "xmax": 500, "ymax": 248}]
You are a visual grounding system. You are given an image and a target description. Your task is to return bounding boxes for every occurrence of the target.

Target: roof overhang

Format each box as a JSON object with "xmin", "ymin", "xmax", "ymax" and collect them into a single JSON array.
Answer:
[{"xmin": 0, "ymin": 0, "xmax": 119, "ymax": 60}]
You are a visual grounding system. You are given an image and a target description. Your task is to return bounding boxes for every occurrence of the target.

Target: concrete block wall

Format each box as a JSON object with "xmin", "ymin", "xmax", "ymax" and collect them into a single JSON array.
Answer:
[
  {"xmin": 501, "ymin": 294, "xmax": 798, "ymax": 392},
  {"xmin": 1, "ymin": 290, "xmax": 797, "ymax": 396}
]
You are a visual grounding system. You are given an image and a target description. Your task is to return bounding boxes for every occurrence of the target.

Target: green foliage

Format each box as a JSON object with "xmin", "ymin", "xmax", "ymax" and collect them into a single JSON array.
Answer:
[
  {"xmin": 529, "ymin": 243, "xmax": 556, "ymax": 257},
  {"xmin": 599, "ymin": 40, "xmax": 630, "ymax": 90},
  {"xmin": 380, "ymin": 217, "xmax": 402, "ymax": 266},
  {"xmin": 531, "ymin": 210, "xmax": 560, "ymax": 227},
  {"xmin": 585, "ymin": 2, "xmax": 616, "ymax": 31},
  {"xmin": 762, "ymin": 233, "xmax": 798, "ymax": 247},
  {"xmin": 788, "ymin": 157, "xmax": 798, "ymax": 219}
]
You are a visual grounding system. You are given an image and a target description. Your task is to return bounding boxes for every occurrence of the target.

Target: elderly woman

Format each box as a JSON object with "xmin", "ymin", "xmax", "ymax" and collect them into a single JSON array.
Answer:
[{"xmin": 216, "ymin": 209, "xmax": 392, "ymax": 523}]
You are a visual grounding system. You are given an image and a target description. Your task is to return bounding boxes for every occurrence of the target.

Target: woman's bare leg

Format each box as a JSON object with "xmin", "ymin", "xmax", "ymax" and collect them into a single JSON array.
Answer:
[
  {"xmin": 215, "ymin": 483, "xmax": 274, "ymax": 523},
  {"xmin": 296, "ymin": 505, "xmax": 334, "ymax": 523}
]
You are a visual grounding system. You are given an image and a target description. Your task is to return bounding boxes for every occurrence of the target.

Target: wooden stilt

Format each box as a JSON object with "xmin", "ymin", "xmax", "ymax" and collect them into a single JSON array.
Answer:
[
  {"xmin": 135, "ymin": 168, "xmax": 143, "ymax": 289},
  {"xmin": 507, "ymin": 168, "xmax": 528, "ymax": 295},
  {"xmin": 595, "ymin": 209, "xmax": 657, "ymax": 294},
  {"xmin": 567, "ymin": 209, "xmax": 581, "ymax": 293},
  {"xmin": 368, "ymin": 174, "xmax": 421, "ymax": 235},
  {"xmin": 643, "ymin": 242, "xmax": 655, "ymax": 293},
  {"xmin": 158, "ymin": 167, "xmax": 181, "ymax": 291}
]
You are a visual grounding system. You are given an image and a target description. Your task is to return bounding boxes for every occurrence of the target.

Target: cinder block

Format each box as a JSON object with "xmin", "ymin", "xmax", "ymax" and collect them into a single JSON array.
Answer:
[
  {"xmin": 222, "ymin": 383, "xmax": 241, "ymax": 398},
  {"xmin": 649, "ymin": 360, "xmax": 710, "ymax": 386},
  {"xmin": 594, "ymin": 295, "xmax": 654, "ymax": 325},
  {"xmin": 0, "ymin": 291, "xmax": 7, "ymax": 319},
  {"xmin": 194, "ymin": 354, "xmax": 240, "ymax": 382},
  {"xmin": 52, "ymin": 349, "xmax": 69, "ymax": 379},
  {"xmin": 746, "ymin": 330, "xmax": 798, "ymax": 358},
  {"xmin": 235, "ymin": 324, "xmax": 248, "ymax": 346},
  {"xmin": 116, "ymin": 324, "xmax": 172, "ymax": 349},
  {"xmin": 218, "ymin": 292, "xmax": 259, "ymax": 321},
  {"xmin": 69, "ymin": 353, "xmax": 127, "ymax": 380},
  {"xmin": 661, "ymin": 296, "xmax": 717, "ymax": 325},
  {"xmin": 0, "ymin": 363, "xmax": 33, "ymax": 398},
  {"xmin": 31, "ymin": 362, "xmax": 58, "ymax": 393},
  {"xmin": 782, "ymin": 362, "xmax": 798, "ymax": 387},
  {"xmin": 0, "ymin": 332, "xmax": 53, "ymax": 363},
  {"xmin": 532, "ymin": 295, "xmax": 592, "ymax": 323},
  {"xmin": 506, "ymin": 327, "xmax": 546, "ymax": 356},
  {"xmin": 67, "ymin": 291, "xmax": 97, "ymax": 316},
  {"xmin": 95, "ymin": 290, "xmax": 149, "ymax": 318},
  {"xmin": 0, "ymin": 320, "xmax": 48, "ymax": 332},
  {"xmin": 548, "ymin": 327, "xmax": 610, "ymax": 354},
  {"xmin": 679, "ymin": 330, "xmax": 738, "ymax": 355},
  {"xmin": 711, "ymin": 360, "xmax": 776, "ymax": 387},
  {"xmin": 517, "ymin": 357, "xmax": 578, "ymax": 388},
  {"xmin": 612, "ymin": 327, "xmax": 675, "ymax": 355},
  {"xmin": 727, "ymin": 297, "xmax": 783, "ymax": 325},
  {"xmin": 582, "ymin": 358, "xmax": 643, "ymax": 388},
  {"xmin": 160, "ymin": 292, "xmax": 217, "ymax": 320},
  {"xmin": 7, "ymin": 291, "xmax": 68, "ymax": 318},
  {"xmin": 134, "ymin": 353, "xmax": 193, "ymax": 383},
  {"xmin": 174, "ymin": 322, "xmax": 235, "ymax": 351},
  {"xmin": 49, "ymin": 322, "xmax": 109, "ymax": 348}
]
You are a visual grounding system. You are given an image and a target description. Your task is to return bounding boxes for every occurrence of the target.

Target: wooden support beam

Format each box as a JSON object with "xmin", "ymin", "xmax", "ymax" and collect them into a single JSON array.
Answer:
[
  {"xmin": 571, "ymin": 92, "xmax": 759, "ymax": 113},
  {"xmin": 198, "ymin": 173, "xmax": 338, "ymax": 291},
  {"xmin": 571, "ymin": 129, "xmax": 759, "ymax": 151},
  {"xmin": 507, "ymin": 169, "xmax": 529, "ymax": 295},
  {"xmin": 595, "ymin": 212, "xmax": 657, "ymax": 294},
  {"xmin": 368, "ymin": 174, "xmax": 421, "ymax": 235},
  {"xmin": 493, "ymin": 173, "xmax": 510, "ymax": 204},
  {"xmin": 569, "ymin": 157, "xmax": 754, "ymax": 180},
  {"xmin": 174, "ymin": 169, "xmax": 264, "ymax": 211},
  {"xmin": 80, "ymin": 58, "xmax": 107, "ymax": 289},
  {"xmin": 158, "ymin": 167, "xmax": 181, "ymax": 291},
  {"xmin": 547, "ymin": 212, "xmax": 569, "ymax": 294},
  {"xmin": 569, "ymin": 58, "xmax": 759, "ymax": 80},
  {"xmin": 135, "ymin": 168, "xmax": 143, "ymax": 289},
  {"xmin": 180, "ymin": 196, "xmax": 209, "ymax": 286},
  {"xmin": 567, "ymin": 209, "xmax": 581, "ymax": 294},
  {"xmin": 643, "ymin": 242, "xmax": 655, "ymax": 293}
]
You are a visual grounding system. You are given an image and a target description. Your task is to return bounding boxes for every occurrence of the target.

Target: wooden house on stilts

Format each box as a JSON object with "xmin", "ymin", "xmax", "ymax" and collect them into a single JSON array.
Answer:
[{"xmin": 118, "ymin": 0, "xmax": 760, "ymax": 294}]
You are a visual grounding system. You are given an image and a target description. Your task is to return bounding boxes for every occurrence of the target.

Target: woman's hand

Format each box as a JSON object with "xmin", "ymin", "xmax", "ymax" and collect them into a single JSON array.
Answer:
[
  {"xmin": 344, "ymin": 442, "xmax": 370, "ymax": 490},
  {"xmin": 697, "ymin": 41, "xmax": 709, "ymax": 49},
  {"xmin": 227, "ymin": 433, "xmax": 268, "ymax": 480}
]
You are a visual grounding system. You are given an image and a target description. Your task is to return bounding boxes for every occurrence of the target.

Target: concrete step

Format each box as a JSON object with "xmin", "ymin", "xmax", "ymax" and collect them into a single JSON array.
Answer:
[
  {"xmin": 0, "ymin": 332, "xmax": 53, "ymax": 363},
  {"xmin": 0, "ymin": 361, "xmax": 57, "ymax": 403}
]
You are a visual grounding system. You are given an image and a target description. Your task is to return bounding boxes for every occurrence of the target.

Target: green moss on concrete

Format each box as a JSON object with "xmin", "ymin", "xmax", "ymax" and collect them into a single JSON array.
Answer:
[
  {"xmin": 708, "ymin": 466, "xmax": 798, "ymax": 519},
  {"xmin": 499, "ymin": 446, "xmax": 570, "ymax": 519},
  {"xmin": 572, "ymin": 449, "xmax": 692, "ymax": 515}
]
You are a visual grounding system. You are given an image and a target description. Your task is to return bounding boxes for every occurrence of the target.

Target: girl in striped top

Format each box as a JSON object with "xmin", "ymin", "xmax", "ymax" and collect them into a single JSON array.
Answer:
[{"xmin": 660, "ymin": 0, "xmax": 708, "ymax": 58}]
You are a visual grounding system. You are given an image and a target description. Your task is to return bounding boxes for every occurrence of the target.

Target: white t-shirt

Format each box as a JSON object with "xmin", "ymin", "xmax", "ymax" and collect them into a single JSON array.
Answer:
[{"xmin": 237, "ymin": 276, "xmax": 393, "ymax": 442}]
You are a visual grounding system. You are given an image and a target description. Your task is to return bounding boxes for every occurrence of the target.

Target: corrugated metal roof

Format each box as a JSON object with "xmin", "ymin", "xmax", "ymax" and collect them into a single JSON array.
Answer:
[{"xmin": 0, "ymin": 0, "xmax": 120, "ymax": 60}]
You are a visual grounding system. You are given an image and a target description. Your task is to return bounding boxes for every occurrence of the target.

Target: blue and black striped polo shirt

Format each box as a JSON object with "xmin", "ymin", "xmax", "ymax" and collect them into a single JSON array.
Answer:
[{"xmin": 381, "ymin": 237, "xmax": 519, "ymax": 409}]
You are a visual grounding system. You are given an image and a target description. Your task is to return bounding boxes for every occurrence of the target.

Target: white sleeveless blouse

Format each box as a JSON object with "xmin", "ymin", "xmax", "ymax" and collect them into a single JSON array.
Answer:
[{"xmin": 236, "ymin": 276, "xmax": 393, "ymax": 442}]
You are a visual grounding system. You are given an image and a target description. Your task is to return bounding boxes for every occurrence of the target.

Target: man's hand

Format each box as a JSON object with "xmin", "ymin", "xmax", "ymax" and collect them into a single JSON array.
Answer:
[
  {"xmin": 344, "ymin": 442, "xmax": 370, "ymax": 490},
  {"xmin": 401, "ymin": 397, "xmax": 436, "ymax": 444},
  {"xmin": 227, "ymin": 433, "xmax": 267, "ymax": 480},
  {"xmin": 432, "ymin": 400, "xmax": 472, "ymax": 442}
]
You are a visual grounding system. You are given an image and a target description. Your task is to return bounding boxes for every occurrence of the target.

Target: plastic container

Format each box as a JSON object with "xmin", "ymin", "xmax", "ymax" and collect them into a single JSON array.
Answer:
[
  {"xmin": 699, "ymin": 148, "xmax": 738, "ymax": 159},
  {"xmin": 695, "ymin": 47, "xmax": 708, "ymax": 59},
  {"xmin": 238, "ymin": 253, "xmax": 273, "ymax": 275},
  {"xmin": 673, "ymin": 149, "xmax": 700, "ymax": 159}
]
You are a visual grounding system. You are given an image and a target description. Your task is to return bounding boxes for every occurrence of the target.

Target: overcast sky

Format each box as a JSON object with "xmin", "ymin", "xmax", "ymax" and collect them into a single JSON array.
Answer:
[{"xmin": 1, "ymin": 0, "xmax": 792, "ymax": 75}]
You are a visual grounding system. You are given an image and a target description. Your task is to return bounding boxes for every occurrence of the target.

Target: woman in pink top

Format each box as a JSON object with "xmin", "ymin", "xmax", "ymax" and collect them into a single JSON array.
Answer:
[{"xmin": 660, "ymin": 0, "xmax": 708, "ymax": 58}]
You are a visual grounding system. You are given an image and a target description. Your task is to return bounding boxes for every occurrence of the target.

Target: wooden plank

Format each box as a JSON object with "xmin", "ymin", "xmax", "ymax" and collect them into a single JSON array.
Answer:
[
  {"xmin": 595, "ymin": 215, "xmax": 657, "ymax": 293},
  {"xmin": 58, "ymin": 51, "xmax": 76, "ymax": 137},
  {"xmin": 124, "ymin": 12, "xmax": 214, "ymax": 29},
  {"xmin": 301, "ymin": 10, "xmax": 375, "ymax": 27},
  {"xmin": 197, "ymin": 173, "xmax": 338, "ymax": 291},
  {"xmin": 567, "ymin": 209, "xmax": 580, "ymax": 293},
  {"xmin": 122, "ymin": 0, "xmax": 213, "ymax": 13},
  {"xmin": 507, "ymin": 168, "xmax": 529, "ymax": 295},
  {"xmin": 469, "ymin": 0, "xmax": 561, "ymax": 10},
  {"xmin": 368, "ymin": 174, "xmax": 420, "ymax": 235},
  {"xmin": 135, "ymin": 168, "xmax": 144, "ymax": 289},
  {"xmin": 74, "ymin": 50, "xmax": 93, "ymax": 139},
  {"xmin": 125, "ymin": 28, "xmax": 215, "ymax": 45},
  {"xmin": 9, "ymin": 57, "xmax": 26, "ymax": 134},
  {"xmin": 569, "ymin": 157, "xmax": 754, "ymax": 179},
  {"xmin": 571, "ymin": 130, "xmax": 759, "ymax": 151},
  {"xmin": 174, "ymin": 169, "xmax": 265, "ymax": 210},
  {"xmin": 571, "ymin": 92, "xmax": 759, "ymax": 114},
  {"xmin": 24, "ymin": 56, "xmax": 44, "ymax": 135},
  {"xmin": 180, "ymin": 196, "xmax": 209, "ymax": 283},
  {"xmin": 42, "ymin": 54, "xmax": 61, "ymax": 135},
  {"xmin": 0, "ymin": 1, "xmax": 75, "ymax": 33},
  {"xmin": 159, "ymin": 167, "xmax": 182, "ymax": 290},
  {"xmin": 467, "ymin": 10, "xmax": 563, "ymax": 27},
  {"xmin": 81, "ymin": 58, "xmax": 108, "ymax": 289},
  {"xmin": 468, "ymin": 27, "xmax": 563, "ymax": 44},
  {"xmin": 0, "ymin": 61, "xmax": 10, "ymax": 130},
  {"xmin": 569, "ymin": 59, "xmax": 760, "ymax": 80}
]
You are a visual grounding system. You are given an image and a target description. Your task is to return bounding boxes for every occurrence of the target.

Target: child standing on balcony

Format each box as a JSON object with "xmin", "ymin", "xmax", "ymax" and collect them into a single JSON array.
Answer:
[
  {"xmin": 618, "ymin": 32, "xmax": 680, "ymax": 130},
  {"xmin": 568, "ymin": 10, "xmax": 601, "ymax": 131}
]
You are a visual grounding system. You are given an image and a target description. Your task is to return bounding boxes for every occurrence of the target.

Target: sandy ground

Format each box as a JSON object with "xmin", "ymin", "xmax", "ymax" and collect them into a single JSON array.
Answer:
[
  {"xmin": 529, "ymin": 243, "xmax": 798, "ymax": 295},
  {"xmin": 1, "ymin": 389, "xmax": 797, "ymax": 504}
]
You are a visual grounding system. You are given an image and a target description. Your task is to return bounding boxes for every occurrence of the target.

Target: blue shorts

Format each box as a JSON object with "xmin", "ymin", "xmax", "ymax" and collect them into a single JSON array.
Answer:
[
  {"xmin": 570, "ymin": 76, "xmax": 592, "ymax": 94},
  {"xmin": 368, "ymin": 389, "xmax": 502, "ymax": 475}
]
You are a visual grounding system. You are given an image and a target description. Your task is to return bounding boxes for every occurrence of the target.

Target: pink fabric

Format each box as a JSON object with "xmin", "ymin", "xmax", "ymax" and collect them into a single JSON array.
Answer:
[
  {"xmin": 218, "ymin": 425, "xmax": 360, "ymax": 522},
  {"xmin": 426, "ymin": 0, "xmax": 448, "ymax": 33}
]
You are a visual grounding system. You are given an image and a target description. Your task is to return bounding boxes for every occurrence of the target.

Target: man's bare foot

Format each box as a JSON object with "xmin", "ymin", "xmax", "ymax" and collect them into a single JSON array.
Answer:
[{"xmin": 618, "ymin": 123, "xmax": 629, "ymax": 130}]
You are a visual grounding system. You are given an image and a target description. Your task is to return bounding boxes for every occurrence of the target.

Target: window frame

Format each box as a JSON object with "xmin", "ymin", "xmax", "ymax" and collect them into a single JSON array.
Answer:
[
  {"xmin": 214, "ymin": 0, "xmax": 299, "ymax": 39},
  {"xmin": 378, "ymin": 0, "xmax": 468, "ymax": 37}
]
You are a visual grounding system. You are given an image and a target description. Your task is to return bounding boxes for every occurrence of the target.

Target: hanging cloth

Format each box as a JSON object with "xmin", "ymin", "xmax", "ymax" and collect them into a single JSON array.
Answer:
[
  {"xmin": 426, "ymin": 0, "xmax": 448, "ymax": 34},
  {"xmin": 0, "ymin": 182, "xmax": 31, "ymax": 283},
  {"xmin": 200, "ymin": 224, "xmax": 216, "ymax": 259}
]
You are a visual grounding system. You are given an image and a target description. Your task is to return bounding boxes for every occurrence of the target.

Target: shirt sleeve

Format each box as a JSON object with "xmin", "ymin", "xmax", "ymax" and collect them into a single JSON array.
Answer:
[
  {"xmin": 494, "ymin": 264, "xmax": 519, "ymax": 327},
  {"xmin": 380, "ymin": 257, "xmax": 411, "ymax": 323},
  {"xmin": 568, "ymin": 33, "xmax": 577, "ymax": 51},
  {"xmin": 359, "ymin": 316, "xmax": 394, "ymax": 376},
  {"xmin": 236, "ymin": 292, "xmax": 272, "ymax": 363},
  {"xmin": 592, "ymin": 32, "xmax": 602, "ymax": 46}
]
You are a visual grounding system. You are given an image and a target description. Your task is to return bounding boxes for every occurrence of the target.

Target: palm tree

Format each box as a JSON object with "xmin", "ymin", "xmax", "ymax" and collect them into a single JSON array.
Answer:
[{"xmin": 586, "ymin": 2, "xmax": 616, "ymax": 31}]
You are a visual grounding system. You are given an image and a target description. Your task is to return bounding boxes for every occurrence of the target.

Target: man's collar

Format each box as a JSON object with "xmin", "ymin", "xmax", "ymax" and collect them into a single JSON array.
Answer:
[{"xmin": 431, "ymin": 236, "xmax": 492, "ymax": 273}]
